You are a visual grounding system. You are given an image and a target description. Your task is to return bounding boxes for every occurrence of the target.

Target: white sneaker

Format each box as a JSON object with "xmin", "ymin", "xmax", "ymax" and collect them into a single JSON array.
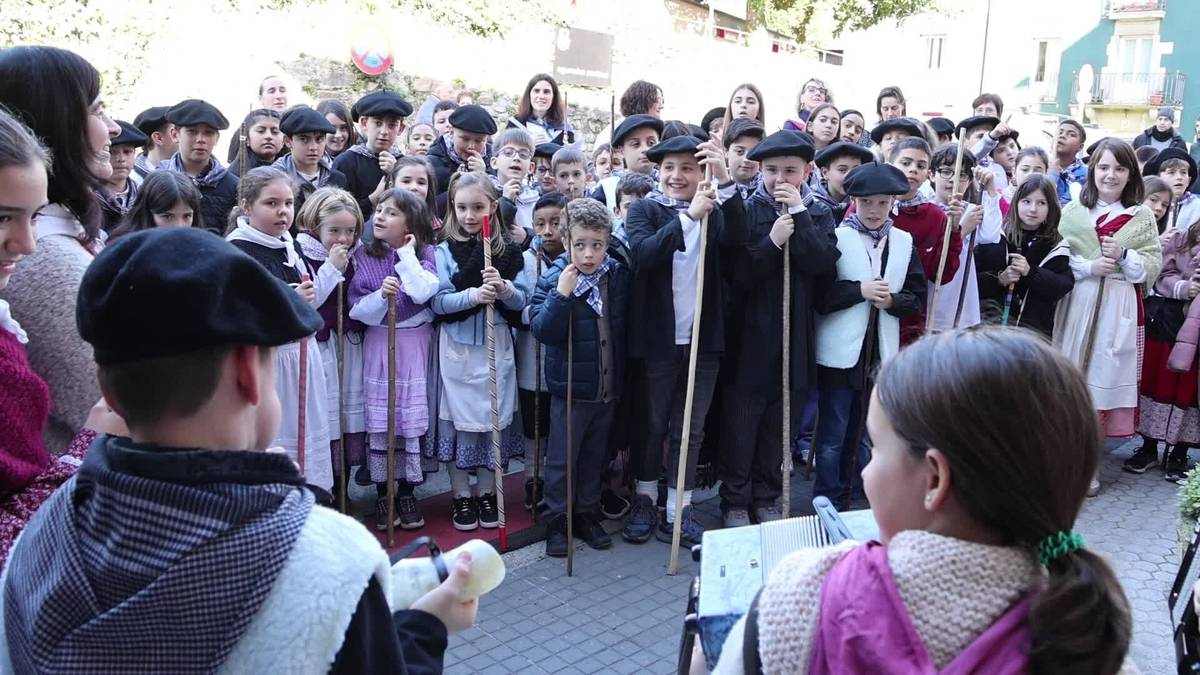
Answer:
[{"xmin": 1087, "ymin": 477, "xmax": 1101, "ymax": 497}]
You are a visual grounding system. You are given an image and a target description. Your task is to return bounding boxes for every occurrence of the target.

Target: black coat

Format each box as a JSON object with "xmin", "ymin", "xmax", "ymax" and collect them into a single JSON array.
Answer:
[
  {"xmin": 197, "ymin": 172, "xmax": 240, "ymax": 235},
  {"xmin": 625, "ymin": 193, "xmax": 749, "ymax": 359},
  {"xmin": 1132, "ymin": 127, "xmax": 1189, "ymax": 151},
  {"xmin": 530, "ymin": 255, "xmax": 631, "ymax": 401},
  {"xmin": 723, "ymin": 199, "xmax": 840, "ymax": 395},
  {"xmin": 974, "ymin": 234, "xmax": 1074, "ymax": 337},
  {"xmin": 331, "ymin": 151, "xmax": 391, "ymax": 221}
]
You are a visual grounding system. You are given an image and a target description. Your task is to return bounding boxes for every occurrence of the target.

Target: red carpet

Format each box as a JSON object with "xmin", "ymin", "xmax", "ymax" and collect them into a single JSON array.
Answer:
[{"xmin": 369, "ymin": 472, "xmax": 543, "ymax": 558}]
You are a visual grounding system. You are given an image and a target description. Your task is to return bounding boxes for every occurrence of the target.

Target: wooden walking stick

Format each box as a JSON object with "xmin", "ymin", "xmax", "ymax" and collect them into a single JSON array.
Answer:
[
  {"xmin": 297, "ymin": 272, "xmax": 311, "ymax": 478},
  {"xmin": 780, "ymin": 205, "xmax": 793, "ymax": 519},
  {"xmin": 566, "ymin": 316, "xmax": 575, "ymax": 576},
  {"xmin": 927, "ymin": 128, "xmax": 967, "ymax": 331},
  {"xmin": 1080, "ymin": 278, "xmax": 1108, "ymax": 376},
  {"xmin": 533, "ymin": 243, "xmax": 544, "ymax": 520},
  {"xmin": 669, "ymin": 167, "xmax": 714, "ymax": 576},
  {"xmin": 386, "ymin": 293, "xmax": 397, "ymax": 546},
  {"xmin": 482, "ymin": 215, "xmax": 508, "ymax": 551},
  {"xmin": 337, "ymin": 282, "xmax": 348, "ymax": 514}
]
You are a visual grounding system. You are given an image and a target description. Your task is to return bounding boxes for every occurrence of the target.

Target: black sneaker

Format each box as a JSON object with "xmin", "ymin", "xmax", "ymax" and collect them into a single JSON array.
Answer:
[
  {"xmin": 655, "ymin": 506, "xmax": 705, "ymax": 549},
  {"xmin": 477, "ymin": 493, "xmax": 500, "ymax": 529},
  {"xmin": 374, "ymin": 496, "xmax": 401, "ymax": 531},
  {"xmin": 545, "ymin": 513, "xmax": 569, "ymax": 558},
  {"xmin": 452, "ymin": 496, "xmax": 479, "ymax": 531},
  {"xmin": 1166, "ymin": 448, "xmax": 1191, "ymax": 483},
  {"xmin": 600, "ymin": 488, "xmax": 630, "ymax": 520},
  {"xmin": 354, "ymin": 464, "xmax": 371, "ymax": 486},
  {"xmin": 524, "ymin": 478, "xmax": 544, "ymax": 511},
  {"xmin": 622, "ymin": 495, "xmax": 657, "ymax": 543},
  {"xmin": 397, "ymin": 494, "xmax": 424, "ymax": 530},
  {"xmin": 1123, "ymin": 442, "xmax": 1159, "ymax": 474},
  {"xmin": 575, "ymin": 511, "xmax": 613, "ymax": 549}
]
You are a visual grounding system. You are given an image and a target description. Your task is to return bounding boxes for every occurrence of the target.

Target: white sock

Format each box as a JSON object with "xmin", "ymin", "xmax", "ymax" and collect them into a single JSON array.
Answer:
[
  {"xmin": 665, "ymin": 488, "xmax": 693, "ymax": 523},
  {"xmin": 449, "ymin": 465, "xmax": 472, "ymax": 499},
  {"xmin": 476, "ymin": 469, "xmax": 496, "ymax": 496},
  {"xmin": 636, "ymin": 480, "xmax": 658, "ymax": 501}
]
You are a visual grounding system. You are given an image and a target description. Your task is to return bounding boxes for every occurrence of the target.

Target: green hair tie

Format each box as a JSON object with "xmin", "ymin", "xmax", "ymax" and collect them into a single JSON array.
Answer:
[{"xmin": 1036, "ymin": 531, "xmax": 1085, "ymax": 566}]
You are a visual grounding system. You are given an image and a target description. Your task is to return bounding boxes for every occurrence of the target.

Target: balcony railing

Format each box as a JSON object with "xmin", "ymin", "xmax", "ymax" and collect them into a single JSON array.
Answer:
[
  {"xmin": 1104, "ymin": 0, "xmax": 1167, "ymax": 18},
  {"xmin": 1073, "ymin": 70, "xmax": 1186, "ymax": 106}
]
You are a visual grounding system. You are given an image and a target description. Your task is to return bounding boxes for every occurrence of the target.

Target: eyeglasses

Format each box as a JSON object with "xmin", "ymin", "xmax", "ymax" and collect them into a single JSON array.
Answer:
[
  {"xmin": 534, "ymin": 165, "xmax": 551, "ymax": 175},
  {"xmin": 803, "ymin": 84, "xmax": 827, "ymax": 95},
  {"xmin": 499, "ymin": 148, "xmax": 532, "ymax": 160},
  {"xmin": 935, "ymin": 167, "xmax": 971, "ymax": 180}
]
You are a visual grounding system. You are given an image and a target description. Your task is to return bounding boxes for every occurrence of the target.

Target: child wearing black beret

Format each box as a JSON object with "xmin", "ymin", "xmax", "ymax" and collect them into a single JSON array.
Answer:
[
  {"xmin": 160, "ymin": 99, "xmax": 239, "ymax": 233},
  {"xmin": 275, "ymin": 106, "xmax": 349, "ymax": 218},
  {"xmin": 332, "ymin": 90, "xmax": 411, "ymax": 220},
  {"xmin": 718, "ymin": 130, "xmax": 840, "ymax": 528}
]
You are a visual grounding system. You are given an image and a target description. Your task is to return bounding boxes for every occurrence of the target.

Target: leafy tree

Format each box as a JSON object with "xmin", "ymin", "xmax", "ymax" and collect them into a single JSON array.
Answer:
[{"xmin": 745, "ymin": 0, "xmax": 934, "ymax": 44}]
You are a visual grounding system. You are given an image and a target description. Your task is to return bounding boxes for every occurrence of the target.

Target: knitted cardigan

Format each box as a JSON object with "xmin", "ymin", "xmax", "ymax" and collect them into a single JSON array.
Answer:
[
  {"xmin": 713, "ymin": 530, "xmax": 1141, "ymax": 675},
  {"xmin": 0, "ymin": 225, "xmax": 99, "ymax": 454},
  {"xmin": 0, "ymin": 326, "xmax": 50, "ymax": 494}
]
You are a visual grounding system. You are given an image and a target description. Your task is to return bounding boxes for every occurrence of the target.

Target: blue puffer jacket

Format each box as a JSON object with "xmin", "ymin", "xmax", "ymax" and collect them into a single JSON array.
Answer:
[{"xmin": 530, "ymin": 255, "xmax": 631, "ymax": 402}]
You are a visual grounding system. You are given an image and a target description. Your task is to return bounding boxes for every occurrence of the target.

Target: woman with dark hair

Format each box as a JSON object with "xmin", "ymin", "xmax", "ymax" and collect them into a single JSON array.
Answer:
[
  {"xmin": 228, "ymin": 108, "xmax": 284, "ymax": 177},
  {"xmin": 620, "ymin": 80, "xmax": 664, "ymax": 118},
  {"xmin": 710, "ymin": 328, "xmax": 1135, "ymax": 674},
  {"xmin": 0, "ymin": 45, "xmax": 119, "ymax": 454},
  {"xmin": 317, "ymin": 99, "xmax": 356, "ymax": 159},
  {"xmin": 507, "ymin": 73, "xmax": 575, "ymax": 147},
  {"xmin": 108, "ymin": 171, "xmax": 204, "ymax": 241}
]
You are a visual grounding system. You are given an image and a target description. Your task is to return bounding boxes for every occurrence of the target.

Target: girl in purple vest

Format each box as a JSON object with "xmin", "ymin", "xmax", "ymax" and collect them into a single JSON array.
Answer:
[{"xmin": 710, "ymin": 327, "xmax": 1133, "ymax": 674}]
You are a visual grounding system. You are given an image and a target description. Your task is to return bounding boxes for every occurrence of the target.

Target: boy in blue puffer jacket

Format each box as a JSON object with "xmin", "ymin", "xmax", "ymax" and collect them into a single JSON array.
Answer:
[{"xmin": 530, "ymin": 198, "xmax": 631, "ymax": 558}]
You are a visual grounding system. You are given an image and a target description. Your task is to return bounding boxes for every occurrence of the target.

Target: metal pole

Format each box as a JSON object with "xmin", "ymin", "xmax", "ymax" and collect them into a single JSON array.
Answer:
[{"xmin": 978, "ymin": 0, "xmax": 993, "ymax": 96}]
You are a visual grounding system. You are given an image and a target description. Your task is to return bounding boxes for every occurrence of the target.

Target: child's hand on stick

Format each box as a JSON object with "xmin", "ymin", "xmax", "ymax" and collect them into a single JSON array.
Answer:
[
  {"xmin": 687, "ymin": 182, "xmax": 716, "ymax": 221},
  {"xmin": 292, "ymin": 279, "xmax": 316, "ymax": 304},
  {"xmin": 381, "ymin": 276, "xmax": 400, "ymax": 299},
  {"xmin": 328, "ymin": 243, "xmax": 350, "ymax": 272},
  {"xmin": 556, "ymin": 263, "xmax": 579, "ymax": 297},
  {"xmin": 769, "ymin": 213, "xmax": 794, "ymax": 247}
]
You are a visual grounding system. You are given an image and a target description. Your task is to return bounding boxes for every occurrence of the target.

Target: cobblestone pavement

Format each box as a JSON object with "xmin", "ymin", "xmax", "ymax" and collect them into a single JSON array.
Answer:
[{"xmin": 444, "ymin": 437, "xmax": 1183, "ymax": 674}]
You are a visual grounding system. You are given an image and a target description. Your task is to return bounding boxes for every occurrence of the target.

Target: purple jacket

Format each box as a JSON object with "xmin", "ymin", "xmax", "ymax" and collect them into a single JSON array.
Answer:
[
  {"xmin": 348, "ymin": 244, "xmax": 437, "ymax": 326},
  {"xmin": 808, "ymin": 541, "xmax": 1032, "ymax": 675}
]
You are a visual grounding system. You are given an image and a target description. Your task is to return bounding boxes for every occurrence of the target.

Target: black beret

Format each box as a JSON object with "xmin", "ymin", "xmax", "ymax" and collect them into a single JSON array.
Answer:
[
  {"xmin": 869, "ymin": 118, "xmax": 924, "ymax": 144},
  {"xmin": 688, "ymin": 123, "xmax": 709, "ymax": 142},
  {"xmin": 747, "ymin": 130, "xmax": 814, "ymax": 163},
  {"xmin": 77, "ymin": 228, "xmax": 322, "ymax": 366},
  {"xmin": 1145, "ymin": 146, "xmax": 1198, "ymax": 181},
  {"xmin": 534, "ymin": 142, "xmax": 562, "ymax": 159},
  {"xmin": 955, "ymin": 115, "xmax": 1000, "ymax": 135},
  {"xmin": 926, "ymin": 117, "xmax": 955, "ymax": 136},
  {"xmin": 448, "ymin": 104, "xmax": 497, "ymax": 135},
  {"xmin": 165, "ymin": 99, "xmax": 229, "ymax": 130},
  {"xmin": 280, "ymin": 106, "xmax": 335, "ymax": 136},
  {"xmin": 111, "ymin": 120, "xmax": 148, "ymax": 148},
  {"xmin": 645, "ymin": 134, "xmax": 702, "ymax": 164},
  {"xmin": 814, "ymin": 141, "xmax": 876, "ymax": 168},
  {"xmin": 1083, "ymin": 137, "xmax": 1112, "ymax": 161},
  {"xmin": 612, "ymin": 114, "xmax": 665, "ymax": 147},
  {"xmin": 843, "ymin": 161, "xmax": 911, "ymax": 197},
  {"xmin": 701, "ymin": 107, "xmax": 725, "ymax": 132},
  {"xmin": 353, "ymin": 90, "xmax": 413, "ymax": 119},
  {"xmin": 132, "ymin": 106, "xmax": 172, "ymax": 135}
]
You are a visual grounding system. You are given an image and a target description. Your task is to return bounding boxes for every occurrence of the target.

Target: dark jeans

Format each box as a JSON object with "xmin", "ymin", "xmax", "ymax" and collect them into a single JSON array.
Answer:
[
  {"xmin": 544, "ymin": 396, "xmax": 616, "ymax": 516},
  {"xmin": 633, "ymin": 347, "xmax": 721, "ymax": 490},
  {"xmin": 718, "ymin": 391, "xmax": 791, "ymax": 510},
  {"xmin": 813, "ymin": 387, "xmax": 871, "ymax": 502}
]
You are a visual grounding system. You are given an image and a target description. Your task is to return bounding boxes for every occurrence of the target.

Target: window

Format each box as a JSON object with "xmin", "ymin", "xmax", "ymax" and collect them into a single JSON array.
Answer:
[{"xmin": 925, "ymin": 35, "xmax": 945, "ymax": 70}]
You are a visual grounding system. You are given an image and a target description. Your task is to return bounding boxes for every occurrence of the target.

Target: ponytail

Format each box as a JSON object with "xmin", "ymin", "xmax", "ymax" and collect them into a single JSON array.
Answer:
[{"xmin": 1029, "ymin": 548, "xmax": 1131, "ymax": 674}]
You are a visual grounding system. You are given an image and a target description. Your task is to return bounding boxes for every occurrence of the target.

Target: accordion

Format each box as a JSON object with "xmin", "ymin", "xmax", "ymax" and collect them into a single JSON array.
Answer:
[{"xmin": 680, "ymin": 497, "xmax": 879, "ymax": 671}]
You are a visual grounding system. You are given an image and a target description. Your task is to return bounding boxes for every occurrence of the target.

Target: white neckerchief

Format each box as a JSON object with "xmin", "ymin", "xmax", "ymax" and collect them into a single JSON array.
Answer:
[
  {"xmin": 225, "ymin": 217, "xmax": 303, "ymax": 271},
  {"xmin": 0, "ymin": 299, "xmax": 28, "ymax": 343}
]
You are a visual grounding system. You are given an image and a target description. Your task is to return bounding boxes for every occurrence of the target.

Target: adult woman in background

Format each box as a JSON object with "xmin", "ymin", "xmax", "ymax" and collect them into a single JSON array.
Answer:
[
  {"xmin": 508, "ymin": 73, "xmax": 576, "ymax": 147},
  {"xmin": 0, "ymin": 45, "xmax": 118, "ymax": 454}
]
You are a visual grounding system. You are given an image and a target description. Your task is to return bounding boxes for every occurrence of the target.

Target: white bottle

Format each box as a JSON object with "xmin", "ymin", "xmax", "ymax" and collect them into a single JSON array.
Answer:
[{"xmin": 389, "ymin": 538, "xmax": 506, "ymax": 610}]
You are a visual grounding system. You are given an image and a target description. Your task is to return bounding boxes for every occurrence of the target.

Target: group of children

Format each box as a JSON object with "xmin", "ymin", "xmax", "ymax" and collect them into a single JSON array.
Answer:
[{"xmin": 91, "ymin": 73, "xmax": 1200, "ymax": 556}]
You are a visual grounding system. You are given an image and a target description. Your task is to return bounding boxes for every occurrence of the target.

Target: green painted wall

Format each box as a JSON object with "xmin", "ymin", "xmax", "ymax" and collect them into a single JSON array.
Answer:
[
  {"xmin": 1161, "ymin": 4, "xmax": 1199, "ymax": 141},
  {"xmin": 1041, "ymin": 21, "xmax": 1114, "ymax": 116}
]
